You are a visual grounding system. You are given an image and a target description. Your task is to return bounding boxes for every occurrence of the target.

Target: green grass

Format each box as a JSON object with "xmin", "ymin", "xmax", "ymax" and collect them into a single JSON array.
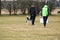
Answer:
[{"xmin": 0, "ymin": 15, "xmax": 60, "ymax": 40}]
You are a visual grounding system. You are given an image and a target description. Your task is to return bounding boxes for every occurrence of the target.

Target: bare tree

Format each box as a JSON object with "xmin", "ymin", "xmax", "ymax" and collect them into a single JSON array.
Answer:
[
  {"xmin": 3, "ymin": 0, "xmax": 6, "ymax": 8},
  {"xmin": 17, "ymin": 0, "xmax": 26, "ymax": 15},
  {"xmin": 7, "ymin": 3, "xmax": 12, "ymax": 15},
  {"xmin": 21, "ymin": 1, "xmax": 27, "ymax": 15},
  {"xmin": 47, "ymin": 0, "xmax": 56, "ymax": 15},
  {"xmin": 13, "ymin": 0, "xmax": 17, "ymax": 15}
]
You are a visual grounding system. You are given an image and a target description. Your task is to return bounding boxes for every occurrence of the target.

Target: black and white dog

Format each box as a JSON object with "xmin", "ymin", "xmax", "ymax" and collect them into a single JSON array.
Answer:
[{"xmin": 26, "ymin": 16, "xmax": 31, "ymax": 24}]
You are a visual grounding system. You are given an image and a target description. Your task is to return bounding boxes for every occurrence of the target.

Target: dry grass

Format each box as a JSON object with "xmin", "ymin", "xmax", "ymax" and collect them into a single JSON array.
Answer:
[{"xmin": 0, "ymin": 15, "xmax": 60, "ymax": 40}]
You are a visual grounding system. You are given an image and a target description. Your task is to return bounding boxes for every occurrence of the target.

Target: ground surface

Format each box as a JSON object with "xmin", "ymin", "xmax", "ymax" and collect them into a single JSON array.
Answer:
[{"xmin": 0, "ymin": 15, "xmax": 60, "ymax": 40}]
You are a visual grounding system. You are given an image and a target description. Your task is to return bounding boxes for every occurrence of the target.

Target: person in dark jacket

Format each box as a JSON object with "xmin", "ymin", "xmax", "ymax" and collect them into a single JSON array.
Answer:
[{"xmin": 29, "ymin": 5, "xmax": 36, "ymax": 25}]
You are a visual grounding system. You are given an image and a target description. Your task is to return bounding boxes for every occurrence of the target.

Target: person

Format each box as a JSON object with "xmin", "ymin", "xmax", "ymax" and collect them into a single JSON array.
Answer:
[
  {"xmin": 29, "ymin": 5, "xmax": 36, "ymax": 25},
  {"xmin": 42, "ymin": 4, "xmax": 49, "ymax": 27}
]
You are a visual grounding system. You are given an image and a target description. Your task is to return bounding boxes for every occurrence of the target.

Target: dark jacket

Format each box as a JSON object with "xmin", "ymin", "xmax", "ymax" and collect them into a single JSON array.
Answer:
[{"xmin": 29, "ymin": 7, "xmax": 36, "ymax": 16}]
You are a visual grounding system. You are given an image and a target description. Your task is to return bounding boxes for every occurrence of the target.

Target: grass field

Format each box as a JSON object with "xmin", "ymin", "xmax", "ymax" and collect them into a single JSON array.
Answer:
[{"xmin": 0, "ymin": 15, "xmax": 60, "ymax": 40}]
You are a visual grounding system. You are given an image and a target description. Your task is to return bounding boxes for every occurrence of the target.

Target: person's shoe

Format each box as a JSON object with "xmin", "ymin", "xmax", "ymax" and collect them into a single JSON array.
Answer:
[
  {"xmin": 44, "ymin": 24, "xmax": 46, "ymax": 27},
  {"xmin": 44, "ymin": 26, "xmax": 46, "ymax": 27},
  {"xmin": 32, "ymin": 24, "xmax": 35, "ymax": 25}
]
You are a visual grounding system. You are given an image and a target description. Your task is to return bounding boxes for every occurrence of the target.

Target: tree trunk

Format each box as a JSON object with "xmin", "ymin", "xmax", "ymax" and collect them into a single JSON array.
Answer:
[
  {"xmin": 14, "ymin": 9, "xmax": 17, "ymax": 15},
  {"xmin": 23, "ymin": 9, "xmax": 25, "ymax": 15},
  {"xmin": 0, "ymin": 0, "xmax": 1, "ymax": 15},
  {"xmin": 9, "ymin": 10, "xmax": 11, "ymax": 15}
]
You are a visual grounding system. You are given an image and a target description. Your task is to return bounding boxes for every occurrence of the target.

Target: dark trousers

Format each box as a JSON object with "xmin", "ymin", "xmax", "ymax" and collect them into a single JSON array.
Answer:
[
  {"xmin": 30, "ymin": 16, "xmax": 32, "ymax": 20},
  {"xmin": 32, "ymin": 16, "xmax": 36, "ymax": 25},
  {"xmin": 43, "ymin": 16, "xmax": 48, "ymax": 27}
]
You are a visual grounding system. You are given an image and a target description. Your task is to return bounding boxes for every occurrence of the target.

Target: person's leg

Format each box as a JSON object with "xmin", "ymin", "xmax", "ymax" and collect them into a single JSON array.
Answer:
[
  {"xmin": 32, "ymin": 16, "xmax": 36, "ymax": 25},
  {"xmin": 30, "ymin": 16, "xmax": 32, "ymax": 20},
  {"xmin": 43, "ymin": 16, "xmax": 48, "ymax": 27},
  {"xmin": 45, "ymin": 16, "xmax": 48, "ymax": 23},
  {"xmin": 43, "ymin": 17, "xmax": 46, "ymax": 27}
]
